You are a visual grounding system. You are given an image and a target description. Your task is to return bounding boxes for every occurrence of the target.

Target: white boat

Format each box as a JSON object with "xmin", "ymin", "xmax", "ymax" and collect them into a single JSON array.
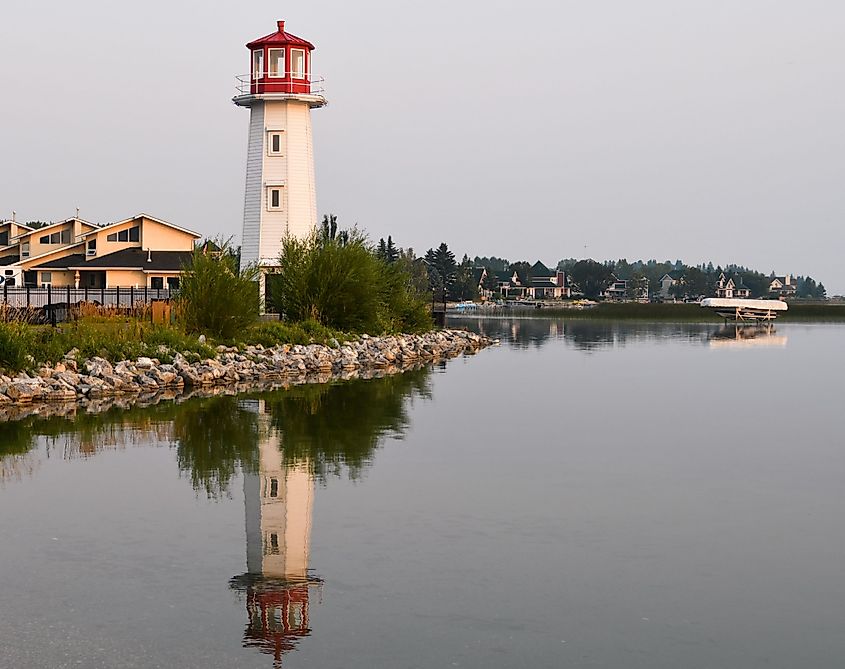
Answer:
[{"xmin": 700, "ymin": 298, "xmax": 788, "ymax": 321}]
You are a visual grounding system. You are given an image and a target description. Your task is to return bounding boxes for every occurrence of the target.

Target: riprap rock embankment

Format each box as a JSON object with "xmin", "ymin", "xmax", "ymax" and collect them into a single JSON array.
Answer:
[{"xmin": 0, "ymin": 330, "xmax": 495, "ymax": 408}]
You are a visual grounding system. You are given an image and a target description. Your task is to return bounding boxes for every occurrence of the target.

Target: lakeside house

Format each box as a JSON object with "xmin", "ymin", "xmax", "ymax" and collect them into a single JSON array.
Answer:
[
  {"xmin": 0, "ymin": 214, "xmax": 200, "ymax": 289},
  {"xmin": 769, "ymin": 274, "xmax": 797, "ymax": 298},
  {"xmin": 658, "ymin": 270, "xmax": 684, "ymax": 300},
  {"xmin": 475, "ymin": 262, "xmax": 570, "ymax": 300},
  {"xmin": 715, "ymin": 272, "xmax": 751, "ymax": 299}
]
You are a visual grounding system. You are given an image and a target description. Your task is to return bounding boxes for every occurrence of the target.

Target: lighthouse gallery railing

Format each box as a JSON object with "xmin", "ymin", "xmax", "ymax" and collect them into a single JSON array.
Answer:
[{"xmin": 235, "ymin": 74, "xmax": 326, "ymax": 96}]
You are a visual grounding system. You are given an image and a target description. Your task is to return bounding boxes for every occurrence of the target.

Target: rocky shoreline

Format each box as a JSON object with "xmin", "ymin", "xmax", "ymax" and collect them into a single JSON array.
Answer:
[{"xmin": 0, "ymin": 329, "xmax": 496, "ymax": 414}]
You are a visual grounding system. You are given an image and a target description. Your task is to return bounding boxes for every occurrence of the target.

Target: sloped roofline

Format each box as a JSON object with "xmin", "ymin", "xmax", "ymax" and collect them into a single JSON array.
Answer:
[
  {"xmin": 15, "ymin": 241, "xmax": 85, "ymax": 265},
  {"xmin": 11, "ymin": 217, "xmax": 97, "ymax": 242},
  {"xmin": 79, "ymin": 213, "xmax": 201, "ymax": 240}
]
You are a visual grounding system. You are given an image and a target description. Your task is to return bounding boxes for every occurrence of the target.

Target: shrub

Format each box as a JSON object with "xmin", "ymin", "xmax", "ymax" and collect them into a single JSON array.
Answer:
[
  {"xmin": 177, "ymin": 244, "xmax": 261, "ymax": 340},
  {"xmin": 269, "ymin": 231, "xmax": 432, "ymax": 334}
]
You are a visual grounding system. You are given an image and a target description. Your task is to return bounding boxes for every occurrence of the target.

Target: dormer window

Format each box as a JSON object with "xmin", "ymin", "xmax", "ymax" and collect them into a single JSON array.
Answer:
[
  {"xmin": 268, "ymin": 49, "xmax": 285, "ymax": 78},
  {"xmin": 291, "ymin": 49, "xmax": 305, "ymax": 79},
  {"xmin": 252, "ymin": 49, "xmax": 264, "ymax": 79},
  {"xmin": 21, "ymin": 241, "xmax": 30, "ymax": 258},
  {"xmin": 87, "ymin": 239, "xmax": 97, "ymax": 256}
]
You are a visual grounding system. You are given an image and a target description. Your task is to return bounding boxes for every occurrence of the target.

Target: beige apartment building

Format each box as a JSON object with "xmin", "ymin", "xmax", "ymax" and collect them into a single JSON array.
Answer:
[{"xmin": 0, "ymin": 214, "xmax": 200, "ymax": 289}]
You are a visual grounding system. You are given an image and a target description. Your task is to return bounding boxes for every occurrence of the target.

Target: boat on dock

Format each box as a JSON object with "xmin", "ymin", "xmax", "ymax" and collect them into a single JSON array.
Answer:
[{"xmin": 700, "ymin": 298, "xmax": 788, "ymax": 322}]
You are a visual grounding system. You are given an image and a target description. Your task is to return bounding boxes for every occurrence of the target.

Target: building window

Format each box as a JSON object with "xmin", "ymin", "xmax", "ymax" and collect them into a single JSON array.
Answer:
[
  {"xmin": 269, "ymin": 478, "xmax": 279, "ymax": 498},
  {"xmin": 167, "ymin": 276, "xmax": 180, "ymax": 289},
  {"xmin": 150, "ymin": 276, "xmax": 164, "ymax": 290},
  {"xmin": 39, "ymin": 230, "xmax": 71, "ymax": 245},
  {"xmin": 291, "ymin": 49, "xmax": 305, "ymax": 78},
  {"xmin": 21, "ymin": 242, "xmax": 29, "ymax": 258},
  {"xmin": 252, "ymin": 49, "xmax": 264, "ymax": 79},
  {"xmin": 268, "ymin": 48, "xmax": 285, "ymax": 78},
  {"xmin": 0, "ymin": 231, "xmax": 7, "ymax": 246},
  {"xmin": 107, "ymin": 226, "xmax": 139, "ymax": 243},
  {"xmin": 267, "ymin": 187, "xmax": 282, "ymax": 211},
  {"xmin": 40, "ymin": 272, "xmax": 52, "ymax": 284},
  {"xmin": 87, "ymin": 239, "xmax": 97, "ymax": 256},
  {"xmin": 268, "ymin": 131, "xmax": 283, "ymax": 155}
]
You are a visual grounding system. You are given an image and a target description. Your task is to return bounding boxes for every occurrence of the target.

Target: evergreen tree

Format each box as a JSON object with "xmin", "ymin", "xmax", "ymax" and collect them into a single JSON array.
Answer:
[
  {"xmin": 386, "ymin": 236, "xmax": 399, "ymax": 263},
  {"xmin": 376, "ymin": 238, "xmax": 388, "ymax": 261}
]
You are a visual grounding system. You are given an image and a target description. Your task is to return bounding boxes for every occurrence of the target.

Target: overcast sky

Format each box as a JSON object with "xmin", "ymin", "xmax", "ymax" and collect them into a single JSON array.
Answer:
[{"xmin": 2, "ymin": 0, "xmax": 843, "ymax": 292}]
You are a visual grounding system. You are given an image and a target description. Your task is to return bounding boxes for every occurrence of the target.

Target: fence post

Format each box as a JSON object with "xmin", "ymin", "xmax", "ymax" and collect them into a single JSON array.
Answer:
[
  {"xmin": 3, "ymin": 281, "xmax": 6, "ymax": 304},
  {"xmin": 84, "ymin": 286, "xmax": 88, "ymax": 302},
  {"xmin": 144, "ymin": 286, "xmax": 148, "ymax": 304},
  {"xmin": 101, "ymin": 286, "xmax": 105, "ymax": 305},
  {"xmin": 48, "ymin": 284, "xmax": 56, "ymax": 327},
  {"xmin": 66, "ymin": 285, "xmax": 71, "ymax": 306},
  {"xmin": 130, "ymin": 286, "xmax": 135, "ymax": 307},
  {"xmin": 26, "ymin": 286, "xmax": 30, "ymax": 308},
  {"xmin": 116, "ymin": 286, "xmax": 121, "ymax": 308}
]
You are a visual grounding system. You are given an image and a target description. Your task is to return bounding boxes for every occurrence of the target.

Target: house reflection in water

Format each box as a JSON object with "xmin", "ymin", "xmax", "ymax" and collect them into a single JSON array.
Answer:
[{"xmin": 230, "ymin": 399, "xmax": 321, "ymax": 666}]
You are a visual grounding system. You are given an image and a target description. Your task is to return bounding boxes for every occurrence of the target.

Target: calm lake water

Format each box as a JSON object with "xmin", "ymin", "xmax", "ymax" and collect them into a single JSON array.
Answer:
[{"xmin": 1, "ymin": 318, "xmax": 844, "ymax": 668}]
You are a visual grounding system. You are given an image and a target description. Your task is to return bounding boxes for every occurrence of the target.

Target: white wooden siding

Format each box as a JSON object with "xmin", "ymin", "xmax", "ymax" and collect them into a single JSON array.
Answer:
[{"xmin": 241, "ymin": 103, "xmax": 265, "ymax": 268}]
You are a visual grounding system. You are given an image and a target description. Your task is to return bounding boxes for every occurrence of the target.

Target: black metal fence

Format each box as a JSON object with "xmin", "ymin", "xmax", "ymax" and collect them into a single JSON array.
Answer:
[{"xmin": 1, "ymin": 285, "xmax": 177, "ymax": 309}]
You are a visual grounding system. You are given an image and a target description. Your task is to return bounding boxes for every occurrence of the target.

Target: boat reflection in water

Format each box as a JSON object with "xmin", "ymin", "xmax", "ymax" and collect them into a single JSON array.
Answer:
[
  {"xmin": 229, "ymin": 399, "xmax": 321, "ymax": 667},
  {"xmin": 708, "ymin": 324, "xmax": 788, "ymax": 349}
]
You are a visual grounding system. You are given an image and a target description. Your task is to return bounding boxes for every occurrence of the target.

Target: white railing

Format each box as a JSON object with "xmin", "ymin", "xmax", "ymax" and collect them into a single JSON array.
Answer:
[{"xmin": 235, "ymin": 73, "xmax": 326, "ymax": 96}]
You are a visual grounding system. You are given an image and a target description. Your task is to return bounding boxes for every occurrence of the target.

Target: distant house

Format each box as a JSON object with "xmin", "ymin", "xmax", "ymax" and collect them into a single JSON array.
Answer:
[
  {"xmin": 0, "ymin": 214, "xmax": 200, "ymax": 289},
  {"xmin": 715, "ymin": 273, "xmax": 751, "ymax": 299},
  {"xmin": 659, "ymin": 270, "xmax": 684, "ymax": 300},
  {"xmin": 601, "ymin": 274, "xmax": 628, "ymax": 301},
  {"xmin": 525, "ymin": 261, "xmax": 569, "ymax": 299},
  {"xmin": 769, "ymin": 274, "xmax": 797, "ymax": 298},
  {"xmin": 494, "ymin": 270, "xmax": 524, "ymax": 299}
]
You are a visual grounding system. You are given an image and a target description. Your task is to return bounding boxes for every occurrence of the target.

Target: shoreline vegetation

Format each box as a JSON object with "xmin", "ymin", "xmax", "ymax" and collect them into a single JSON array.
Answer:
[{"xmin": 450, "ymin": 302, "xmax": 845, "ymax": 322}]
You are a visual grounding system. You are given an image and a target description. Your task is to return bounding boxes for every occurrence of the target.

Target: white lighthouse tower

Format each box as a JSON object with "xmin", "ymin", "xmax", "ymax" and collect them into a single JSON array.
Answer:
[{"xmin": 234, "ymin": 21, "xmax": 326, "ymax": 270}]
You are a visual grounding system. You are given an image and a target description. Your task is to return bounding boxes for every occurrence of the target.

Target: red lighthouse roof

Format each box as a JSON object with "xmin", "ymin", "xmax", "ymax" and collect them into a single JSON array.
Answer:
[{"xmin": 246, "ymin": 20, "xmax": 315, "ymax": 50}]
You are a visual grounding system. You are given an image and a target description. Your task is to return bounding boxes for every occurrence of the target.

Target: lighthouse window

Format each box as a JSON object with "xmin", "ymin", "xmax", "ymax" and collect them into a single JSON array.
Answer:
[
  {"xmin": 268, "ymin": 132, "xmax": 283, "ymax": 155},
  {"xmin": 268, "ymin": 187, "xmax": 283, "ymax": 211},
  {"xmin": 268, "ymin": 49, "xmax": 285, "ymax": 78},
  {"xmin": 291, "ymin": 49, "xmax": 305, "ymax": 78},
  {"xmin": 252, "ymin": 49, "xmax": 264, "ymax": 79}
]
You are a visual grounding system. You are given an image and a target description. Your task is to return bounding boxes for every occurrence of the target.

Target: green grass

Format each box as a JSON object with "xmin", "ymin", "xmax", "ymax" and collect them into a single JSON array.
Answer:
[{"xmin": 240, "ymin": 319, "xmax": 353, "ymax": 348}]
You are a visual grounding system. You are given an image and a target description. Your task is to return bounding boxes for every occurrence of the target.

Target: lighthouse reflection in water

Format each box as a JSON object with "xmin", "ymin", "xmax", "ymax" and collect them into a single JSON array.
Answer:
[{"xmin": 229, "ymin": 399, "xmax": 321, "ymax": 666}]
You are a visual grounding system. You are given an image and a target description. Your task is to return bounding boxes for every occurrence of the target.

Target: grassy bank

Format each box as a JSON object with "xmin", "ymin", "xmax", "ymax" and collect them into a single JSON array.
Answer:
[
  {"xmin": 0, "ymin": 317, "xmax": 354, "ymax": 374},
  {"xmin": 473, "ymin": 302, "xmax": 845, "ymax": 322}
]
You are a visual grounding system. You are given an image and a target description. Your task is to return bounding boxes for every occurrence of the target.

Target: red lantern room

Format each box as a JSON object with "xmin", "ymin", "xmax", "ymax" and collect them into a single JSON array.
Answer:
[{"xmin": 246, "ymin": 20, "xmax": 315, "ymax": 95}]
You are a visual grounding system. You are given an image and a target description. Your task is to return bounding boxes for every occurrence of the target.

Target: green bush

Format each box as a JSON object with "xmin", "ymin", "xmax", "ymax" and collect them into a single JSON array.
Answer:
[
  {"xmin": 0, "ymin": 322, "xmax": 35, "ymax": 372},
  {"xmin": 177, "ymin": 245, "xmax": 261, "ymax": 340},
  {"xmin": 269, "ymin": 231, "xmax": 431, "ymax": 334}
]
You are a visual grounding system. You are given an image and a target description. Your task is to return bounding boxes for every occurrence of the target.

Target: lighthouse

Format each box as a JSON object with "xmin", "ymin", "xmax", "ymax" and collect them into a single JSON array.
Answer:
[
  {"xmin": 230, "ymin": 400, "xmax": 321, "ymax": 666},
  {"xmin": 234, "ymin": 21, "xmax": 326, "ymax": 271}
]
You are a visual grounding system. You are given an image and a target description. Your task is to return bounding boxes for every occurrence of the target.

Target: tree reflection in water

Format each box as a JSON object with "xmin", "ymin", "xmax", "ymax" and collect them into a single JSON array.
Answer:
[
  {"xmin": 453, "ymin": 316, "xmax": 711, "ymax": 351},
  {"xmin": 0, "ymin": 368, "xmax": 433, "ymax": 667}
]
